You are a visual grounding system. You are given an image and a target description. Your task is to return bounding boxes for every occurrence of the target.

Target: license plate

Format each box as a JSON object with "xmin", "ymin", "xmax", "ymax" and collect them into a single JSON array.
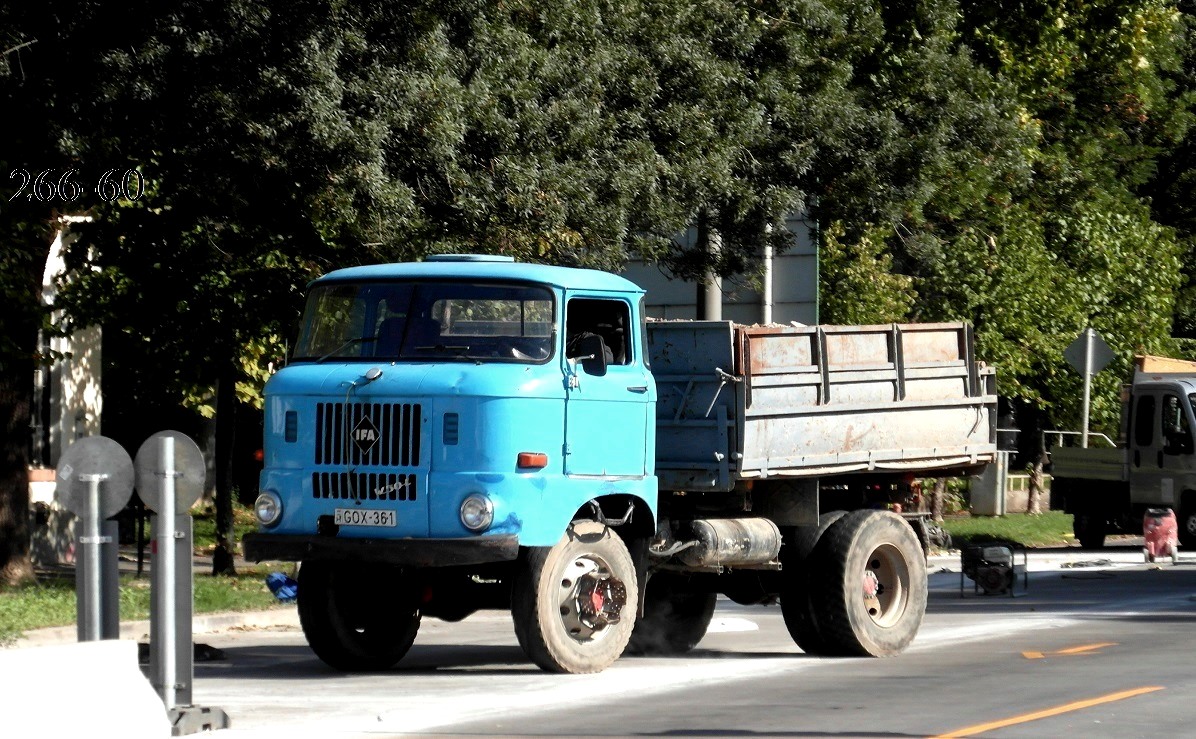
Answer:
[{"xmin": 334, "ymin": 508, "xmax": 396, "ymax": 528}]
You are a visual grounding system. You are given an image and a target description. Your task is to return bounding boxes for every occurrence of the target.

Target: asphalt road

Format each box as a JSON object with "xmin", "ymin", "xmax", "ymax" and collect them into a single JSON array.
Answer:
[{"xmin": 193, "ymin": 547, "xmax": 1196, "ymax": 738}]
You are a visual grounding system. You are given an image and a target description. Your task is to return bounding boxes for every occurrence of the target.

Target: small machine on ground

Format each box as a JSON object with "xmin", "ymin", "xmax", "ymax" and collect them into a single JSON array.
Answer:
[{"xmin": 1143, "ymin": 507, "xmax": 1179, "ymax": 564}]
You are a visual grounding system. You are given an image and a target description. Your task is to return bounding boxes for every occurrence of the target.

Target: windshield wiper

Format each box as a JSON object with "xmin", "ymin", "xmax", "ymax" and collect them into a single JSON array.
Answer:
[{"xmin": 317, "ymin": 336, "xmax": 376, "ymax": 363}]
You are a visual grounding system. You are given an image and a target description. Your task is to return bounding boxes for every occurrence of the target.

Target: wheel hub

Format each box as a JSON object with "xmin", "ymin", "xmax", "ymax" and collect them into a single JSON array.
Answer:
[
  {"xmin": 861, "ymin": 545, "xmax": 907, "ymax": 627},
  {"xmin": 861, "ymin": 569, "xmax": 880, "ymax": 599},
  {"xmin": 576, "ymin": 572, "xmax": 627, "ymax": 629},
  {"xmin": 558, "ymin": 555, "xmax": 628, "ymax": 643}
]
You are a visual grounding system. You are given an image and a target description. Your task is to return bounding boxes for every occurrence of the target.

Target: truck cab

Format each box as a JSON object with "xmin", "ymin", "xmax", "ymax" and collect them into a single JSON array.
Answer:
[
  {"xmin": 249, "ymin": 254, "xmax": 657, "ymax": 552},
  {"xmin": 1126, "ymin": 378, "xmax": 1196, "ymax": 534},
  {"xmin": 245, "ymin": 255, "xmax": 659, "ymax": 673}
]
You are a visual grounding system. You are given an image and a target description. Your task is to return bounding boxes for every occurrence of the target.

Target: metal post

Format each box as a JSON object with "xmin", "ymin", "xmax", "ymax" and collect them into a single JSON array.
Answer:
[
  {"xmin": 79, "ymin": 473, "xmax": 108, "ymax": 641},
  {"xmin": 1080, "ymin": 328, "xmax": 1093, "ymax": 449},
  {"xmin": 761, "ymin": 242, "xmax": 774, "ymax": 325},
  {"xmin": 158, "ymin": 436, "xmax": 177, "ymax": 711}
]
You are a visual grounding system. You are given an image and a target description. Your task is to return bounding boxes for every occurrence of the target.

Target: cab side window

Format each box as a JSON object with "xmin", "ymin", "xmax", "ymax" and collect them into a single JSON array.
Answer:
[
  {"xmin": 565, "ymin": 299, "xmax": 631, "ymax": 366},
  {"xmin": 1162, "ymin": 394, "xmax": 1193, "ymax": 455},
  {"xmin": 1133, "ymin": 395, "xmax": 1155, "ymax": 448}
]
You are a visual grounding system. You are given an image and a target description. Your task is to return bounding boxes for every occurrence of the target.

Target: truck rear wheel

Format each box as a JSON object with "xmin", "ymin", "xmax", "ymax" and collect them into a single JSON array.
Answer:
[
  {"xmin": 627, "ymin": 573, "xmax": 716, "ymax": 656},
  {"xmin": 297, "ymin": 561, "xmax": 421, "ymax": 671},
  {"xmin": 512, "ymin": 521, "xmax": 638, "ymax": 673},
  {"xmin": 810, "ymin": 510, "xmax": 927, "ymax": 657},
  {"xmin": 780, "ymin": 511, "xmax": 846, "ymax": 655}
]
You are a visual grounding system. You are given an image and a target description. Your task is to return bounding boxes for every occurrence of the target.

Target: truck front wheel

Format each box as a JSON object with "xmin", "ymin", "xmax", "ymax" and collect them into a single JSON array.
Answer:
[
  {"xmin": 627, "ymin": 573, "xmax": 716, "ymax": 656},
  {"xmin": 297, "ymin": 561, "xmax": 421, "ymax": 671},
  {"xmin": 512, "ymin": 521, "xmax": 638, "ymax": 673},
  {"xmin": 1180, "ymin": 501, "xmax": 1196, "ymax": 549},
  {"xmin": 811, "ymin": 510, "xmax": 927, "ymax": 657},
  {"xmin": 1073, "ymin": 512, "xmax": 1107, "ymax": 549}
]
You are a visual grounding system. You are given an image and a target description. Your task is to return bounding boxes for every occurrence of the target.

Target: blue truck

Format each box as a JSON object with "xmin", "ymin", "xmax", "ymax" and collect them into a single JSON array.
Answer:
[{"xmin": 244, "ymin": 254, "xmax": 997, "ymax": 674}]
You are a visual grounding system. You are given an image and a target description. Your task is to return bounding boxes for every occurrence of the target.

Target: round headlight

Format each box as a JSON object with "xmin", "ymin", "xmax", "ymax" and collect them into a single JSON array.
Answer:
[
  {"xmin": 254, "ymin": 490, "xmax": 283, "ymax": 527},
  {"xmin": 460, "ymin": 494, "xmax": 494, "ymax": 532}
]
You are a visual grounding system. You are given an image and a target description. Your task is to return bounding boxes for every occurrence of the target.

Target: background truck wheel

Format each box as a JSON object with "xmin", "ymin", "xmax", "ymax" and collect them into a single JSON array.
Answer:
[
  {"xmin": 512, "ymin": 520, "xmax": 638, "ymax": 674},
  {"xmin": 779, "ymin": 511, "xmax": 846, "ymax": 655},
  {"xmin": 297, "ymin": 561, "xmax": 421, "ymax": 671},
  {"xmin": 1073, "ymin": 512, "xmax": 1107, "ymax": 549},
  {"xmin": 627, "ymin": 573, "xmax": 716, "ymax": 656},
  {"xmin": 1179, "ymin": 502, "xmax": 1196, "ymax": 549},
  {"xmin": 810, "ymin": 510, "xmax": 927, "ymax": 657}
]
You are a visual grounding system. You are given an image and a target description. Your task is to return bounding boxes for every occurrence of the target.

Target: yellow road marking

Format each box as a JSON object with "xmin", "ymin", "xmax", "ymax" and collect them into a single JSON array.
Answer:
[
  {"xmin": 1022, "ymin": 642, "xmax": 1117, "ymax": 660},
  {"xmin": 932, "ymin": 686, "xmax": 1164, "ymax": 738},
  {"xmin": 1057, "ymin": 642, "xmax": 1117, "ymax": 655}
]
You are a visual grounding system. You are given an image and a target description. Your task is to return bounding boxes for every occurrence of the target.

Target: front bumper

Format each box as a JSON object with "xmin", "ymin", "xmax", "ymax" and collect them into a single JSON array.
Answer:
[{"xmin": 242, "ymin": 532, "xmax": 520, "ymax": 567}]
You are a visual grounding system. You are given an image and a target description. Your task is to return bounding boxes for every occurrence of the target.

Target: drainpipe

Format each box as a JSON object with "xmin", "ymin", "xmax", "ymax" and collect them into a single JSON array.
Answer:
[{"xmin": 762, "ymin": 242, "xmax": 774, "ymax": 325}]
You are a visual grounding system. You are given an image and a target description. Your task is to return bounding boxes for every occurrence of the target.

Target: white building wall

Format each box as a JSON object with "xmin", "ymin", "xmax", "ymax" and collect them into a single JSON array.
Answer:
[
  {"xmin": 30, "ymin": 218, "xmax": 103, "ymax": 565},
  {"xmin": 620, "ymin": 212, "xmax": 818, "ymax": 325}
]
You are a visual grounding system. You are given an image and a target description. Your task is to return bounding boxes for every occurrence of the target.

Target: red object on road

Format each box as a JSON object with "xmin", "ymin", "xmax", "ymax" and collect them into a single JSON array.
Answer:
[{"xmin": 1143, "ymin": 508, "xmax": 1179, "ymax": 564}]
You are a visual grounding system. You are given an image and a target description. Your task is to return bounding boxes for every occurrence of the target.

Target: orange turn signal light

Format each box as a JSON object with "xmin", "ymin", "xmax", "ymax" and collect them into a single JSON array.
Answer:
[{"xmin": 517, "ymin": 452, "xmax": 549, "ymax": 469}]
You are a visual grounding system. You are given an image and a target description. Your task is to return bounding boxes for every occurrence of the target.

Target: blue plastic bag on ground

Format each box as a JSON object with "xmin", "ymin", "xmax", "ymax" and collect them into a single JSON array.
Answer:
[{"xmin": 265, "ymin": 572, "xmax": 298, "ymax": 602}]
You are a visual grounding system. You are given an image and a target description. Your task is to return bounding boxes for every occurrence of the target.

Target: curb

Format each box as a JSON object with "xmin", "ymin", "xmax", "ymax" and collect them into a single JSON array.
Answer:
[{"xmin": 9, "ymin": 606, "xmax": 299, "ymax": 649}]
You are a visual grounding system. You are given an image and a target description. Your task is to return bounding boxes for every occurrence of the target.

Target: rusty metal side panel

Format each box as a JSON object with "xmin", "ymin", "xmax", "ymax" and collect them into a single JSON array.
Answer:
[
  {"xmin": 648, "ymin": 320, "xmax": 997, "ymax": 489},
  {"xmin": 736, "ymin": 322, "xmax": 995, "ymax": 477}
]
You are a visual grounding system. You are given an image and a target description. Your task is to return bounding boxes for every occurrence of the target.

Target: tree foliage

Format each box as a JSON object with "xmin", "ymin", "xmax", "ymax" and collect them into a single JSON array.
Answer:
[{"xmin": 4, "ymin": 0, "xmax": 1196, "ymax": 580}]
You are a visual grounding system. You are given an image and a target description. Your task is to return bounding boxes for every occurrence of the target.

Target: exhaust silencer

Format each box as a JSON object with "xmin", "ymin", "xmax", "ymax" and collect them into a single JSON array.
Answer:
[{"xmin": 676, "ymin": 518, "xmax": 783, "ymax": 567}]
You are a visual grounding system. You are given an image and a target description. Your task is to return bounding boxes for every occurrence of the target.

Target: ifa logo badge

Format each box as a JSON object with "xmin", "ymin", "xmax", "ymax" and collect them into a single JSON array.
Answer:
[{"xmin": 352, "ymin": 415, "xmax": 380, "ymax": 454}]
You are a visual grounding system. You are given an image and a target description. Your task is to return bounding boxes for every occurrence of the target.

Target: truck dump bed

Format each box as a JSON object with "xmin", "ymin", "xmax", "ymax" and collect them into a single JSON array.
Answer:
[{"xmin": 647, "ymin": 321, "xmax": 998, "ymax": 491}]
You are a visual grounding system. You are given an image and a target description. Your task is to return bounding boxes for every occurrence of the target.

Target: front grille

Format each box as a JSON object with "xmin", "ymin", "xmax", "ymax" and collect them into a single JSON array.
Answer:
[
  {"xmin": 312, "ymin": 471, "xmax": 418, "ymax": 501},
  {"xmin": 314, "ymin": 402, "xmax": 422, "ymax": 466}
]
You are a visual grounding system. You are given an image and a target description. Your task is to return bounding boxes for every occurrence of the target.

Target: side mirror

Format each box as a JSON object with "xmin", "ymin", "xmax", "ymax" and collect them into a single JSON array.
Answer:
[{"xmin": 568, "ymin": 333, "xmax": 609, "ymax": 376}]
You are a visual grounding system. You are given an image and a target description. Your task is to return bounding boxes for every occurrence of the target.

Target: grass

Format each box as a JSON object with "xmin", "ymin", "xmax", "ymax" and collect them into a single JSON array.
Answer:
[
  {"xmin": 0, "ymin": 565, "xmax": 289, "ymax": 646},
  {"xmin": 939, "ymin": 510, "xmax": 1075, "ymax": 549}
]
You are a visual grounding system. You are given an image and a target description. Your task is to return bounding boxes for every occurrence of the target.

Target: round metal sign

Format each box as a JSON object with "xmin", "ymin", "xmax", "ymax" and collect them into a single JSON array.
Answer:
[
  {"xmin": 134, "ymin": 430, "xmax": 207, "ymax": 513},
  {"xmin": 56, "ymin": 436, "xmax": 136, "ymax": 519}
]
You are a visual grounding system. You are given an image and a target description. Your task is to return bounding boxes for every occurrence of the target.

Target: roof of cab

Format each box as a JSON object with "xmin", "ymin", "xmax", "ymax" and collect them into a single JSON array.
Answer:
[{"xmin": 313, "ymin": 255, "xmax": 645, "ymax": 294}]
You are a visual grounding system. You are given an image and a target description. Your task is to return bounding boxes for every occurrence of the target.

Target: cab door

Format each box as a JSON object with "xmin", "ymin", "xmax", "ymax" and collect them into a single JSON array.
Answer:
[
  {"xmin": 562, "ymin": 295, "xmax": 654, "ymax": 477},
  {"xmin": 1129, "ymin": 386, "xmax": 1195, "ymax": 508}
]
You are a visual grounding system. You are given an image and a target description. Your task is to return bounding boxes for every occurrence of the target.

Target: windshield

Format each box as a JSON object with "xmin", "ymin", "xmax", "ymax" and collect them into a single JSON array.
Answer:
[{"xmin": 292, "ymin": 280, "xmax": 556, "ymax": 363}]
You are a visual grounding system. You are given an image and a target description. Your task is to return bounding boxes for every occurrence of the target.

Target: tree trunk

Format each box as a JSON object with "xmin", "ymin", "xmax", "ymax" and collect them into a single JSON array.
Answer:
[
  {"xmin": 0, "ymin": 337, "xmax": 36, "ymax": 589},
  {"xmin": 1028, "ymin": 450, "xmax": 1047, "ymax": 516},
  {"xmin": 930, "ymin": 478, "xmax": 947, "ymax": 523},
  {"xmin": 212, "ymin": 361, "xmax": 238, "ymax": 576},
  {"xmin": 1019, "ymin": 400, "xmax": 1048, "ymax": 516}
]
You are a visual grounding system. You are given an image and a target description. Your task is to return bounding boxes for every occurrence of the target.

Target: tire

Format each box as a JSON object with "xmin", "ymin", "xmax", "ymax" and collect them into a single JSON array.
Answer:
[
  {"xmin": 627, "ymin": 573, "xmax": 716, "ymax": 656},
  {"xmin": 297, "ymin": 561, "xmax": 421, "ymax": 671},
  {"xmin": 1179, "ymin": 502, "xmax": 1196, "ymax": 549},
  {"xmin": 810, "ymin": 510, "xmax": 927, "ymax": 657},
  {"xmin": 779, "ymin": 511, "xmax": 846, "ymax": 655},
  {"xmin": 511, "ymin": 521, "xmax": 638, "ymax": 674},
  {"xmin": 1073, "ymin": 512, "xmax": 1107, "ymax": 549}
]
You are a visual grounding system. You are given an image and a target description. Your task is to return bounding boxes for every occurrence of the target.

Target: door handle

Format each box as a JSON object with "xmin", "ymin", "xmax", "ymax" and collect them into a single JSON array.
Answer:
[
  {"xmin": 627, "ymin": 385, "xmax": 649, "ymax": 393},
  {"xmin": 1134, "ymin": 450, "xmax": 1140, "ymax": 467}
]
